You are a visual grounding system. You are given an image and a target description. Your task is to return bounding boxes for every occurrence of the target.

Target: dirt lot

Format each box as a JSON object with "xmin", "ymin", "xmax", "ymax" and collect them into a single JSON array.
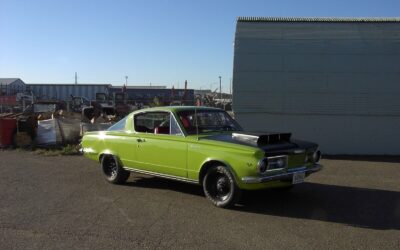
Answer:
[{"xmin": 0, "ymin": 150, "xmax": 399, "ymax": 249}]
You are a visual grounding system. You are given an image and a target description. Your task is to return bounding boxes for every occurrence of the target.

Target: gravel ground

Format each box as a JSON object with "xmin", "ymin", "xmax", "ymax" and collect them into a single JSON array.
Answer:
[{"xmin": 0, "ymin": 150, "xmax": 399, "ymax": 249}]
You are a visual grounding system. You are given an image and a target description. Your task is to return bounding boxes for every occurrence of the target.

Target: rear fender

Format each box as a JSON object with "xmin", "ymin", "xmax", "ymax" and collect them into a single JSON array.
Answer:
[{"xmin": 98, "ymin": 150, "xmax": 119, "ymax": 163}]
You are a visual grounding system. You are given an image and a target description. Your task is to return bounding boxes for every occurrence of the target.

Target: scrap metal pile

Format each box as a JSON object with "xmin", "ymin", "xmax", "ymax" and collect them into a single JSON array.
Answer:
[
  {"xmin": 0, "ymin": 83, "xmax": 196, "ymax": 148},
  {"xmin": 0, "ymin": 100, "xmax": 118, "ymax": 148},
  {"xmin": 195, "ymin": 89, "xmax": 232, "ymax": 111}
]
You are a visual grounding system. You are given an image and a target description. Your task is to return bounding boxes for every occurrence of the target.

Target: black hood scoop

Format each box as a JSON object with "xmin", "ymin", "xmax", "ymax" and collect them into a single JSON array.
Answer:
[
  {"xmin": 232, "ymin": 132, "xmax": 291, "ymax": 147},
  {"xmin": 203, "ymin": 132, "xmax": 316, "ymax": 154}
]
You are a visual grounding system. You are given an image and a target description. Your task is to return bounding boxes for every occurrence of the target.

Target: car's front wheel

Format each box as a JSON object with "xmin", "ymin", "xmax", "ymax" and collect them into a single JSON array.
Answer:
[
  {"xmin": 203, "ymin": 166, "xmax": 241, "ymax": 208},
  {"xmin": 101, "ymin": 155, "xmax": 130, "ymax": 184}
]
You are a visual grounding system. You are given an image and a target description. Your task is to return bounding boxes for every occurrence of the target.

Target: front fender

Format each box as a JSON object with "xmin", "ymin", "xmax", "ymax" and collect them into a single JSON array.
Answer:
[{"xmin": 198, "ymin": 158, "xmax": 241, "ymax": 185}]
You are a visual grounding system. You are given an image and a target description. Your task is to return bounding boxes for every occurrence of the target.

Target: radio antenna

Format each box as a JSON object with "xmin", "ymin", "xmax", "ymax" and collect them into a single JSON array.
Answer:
[{"xmin": 195, "ymin": 108, "xmax": 199, "ymax": 140}]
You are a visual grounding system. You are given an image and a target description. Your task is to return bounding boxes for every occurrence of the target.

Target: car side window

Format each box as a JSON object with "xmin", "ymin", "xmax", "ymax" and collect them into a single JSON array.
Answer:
[{"xmin": 134, "ymin": 112, "xmax": 168, "ymax": 133}]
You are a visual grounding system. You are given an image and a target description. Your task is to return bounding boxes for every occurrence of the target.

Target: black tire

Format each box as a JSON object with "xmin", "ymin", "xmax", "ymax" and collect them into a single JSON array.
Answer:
[
  {"xmin": 101, "ymin": 155, "xmax": 130, "ymax": 184},
  {"xmin": 203, "ymin": 166, "xmax": 241, "ymax": 208}
]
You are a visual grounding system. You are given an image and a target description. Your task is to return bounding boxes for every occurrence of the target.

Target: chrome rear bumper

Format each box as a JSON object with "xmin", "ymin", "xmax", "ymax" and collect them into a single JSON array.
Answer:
[{"xmin": 241, "ymin": 164, "xmax": 323, "ymax": 184}]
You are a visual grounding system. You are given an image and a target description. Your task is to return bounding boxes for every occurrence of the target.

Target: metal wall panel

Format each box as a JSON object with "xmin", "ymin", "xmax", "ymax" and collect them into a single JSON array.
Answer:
[
  {"xmin": 233, "ymin": 20, "xmax": 400, "ymax": 154},
  {"xmin": 27, "ymin": 84, "xmax": 110, "ymax": 101},
  {"xmin": 108, "ymin": 87, "xmax": 195, "ymax": 105}
]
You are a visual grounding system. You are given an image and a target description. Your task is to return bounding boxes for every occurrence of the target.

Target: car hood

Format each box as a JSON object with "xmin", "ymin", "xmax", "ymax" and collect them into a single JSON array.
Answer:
[{"xmin": 202, "ymin": 132, "xmax": 317, "ymax": 155}]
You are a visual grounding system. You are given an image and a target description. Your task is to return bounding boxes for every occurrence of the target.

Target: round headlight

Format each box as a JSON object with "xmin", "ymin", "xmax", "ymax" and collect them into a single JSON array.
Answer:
[
  {"xmin": 312, "ymin": 150, "xmax": 322, "ymax": 162},
  {"xmin": 276, "ymin": 158, "xmax": 285, "ymax": 168},
  {"xmin": 258, "ymin": 158, "xmax": 268, "ymax": 173}
]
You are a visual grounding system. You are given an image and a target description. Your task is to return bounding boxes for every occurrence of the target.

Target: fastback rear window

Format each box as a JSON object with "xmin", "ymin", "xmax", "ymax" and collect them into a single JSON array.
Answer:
[{"xmin": 107, "ymin": 116, "xmax": 127, "ymax": 131}]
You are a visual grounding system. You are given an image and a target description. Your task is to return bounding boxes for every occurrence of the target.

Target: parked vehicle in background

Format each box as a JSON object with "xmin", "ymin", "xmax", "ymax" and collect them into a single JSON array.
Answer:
[
  {"xmin": 21, "ymin": 100, "xmax": 66, "ymax": 116},
  {"xmin": 80, "ymin": 106, "xmax": 117, "ymax": 136},
  {"xmin": 70, "ymin": 95, "xmax": 91, "ymax": 113},
  {"xmin": 94, "ymin": 92, "xmax": 109, "ymax": 104},
  {"xmin": 81, "ymin": 106, "xmax": 323, "ymax": 208},
  {"xmin": 112, "ymin": 92, "xmax": 138, "ymax": 117}
]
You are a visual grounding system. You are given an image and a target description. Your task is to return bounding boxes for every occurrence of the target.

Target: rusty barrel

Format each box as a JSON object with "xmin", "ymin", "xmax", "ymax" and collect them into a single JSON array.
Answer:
[{"xmin": 0, "ymin": 118, "xmax": 17, "ymax": 146}]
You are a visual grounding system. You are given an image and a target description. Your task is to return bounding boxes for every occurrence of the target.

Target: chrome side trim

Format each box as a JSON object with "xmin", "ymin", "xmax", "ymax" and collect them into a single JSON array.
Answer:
[
  {"xmin": 123, "ymin": 167, "xmax": 199, "ymax": 184},
  {"xmin": 241, "ymin": 164, "xmax": 323, "ymax": 184}
]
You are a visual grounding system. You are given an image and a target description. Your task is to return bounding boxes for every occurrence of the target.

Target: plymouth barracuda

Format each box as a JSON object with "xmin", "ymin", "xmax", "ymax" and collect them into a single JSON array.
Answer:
[{"xmin": 81, "ymin": 106, "xmax": 322, "ymax": 208}]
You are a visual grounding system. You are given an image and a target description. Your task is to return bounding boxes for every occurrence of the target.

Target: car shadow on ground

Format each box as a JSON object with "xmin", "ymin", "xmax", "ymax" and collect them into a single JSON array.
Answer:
[
  {"xmin": 238, "ymin": 183, "xmax": 400, "ymax": 230},
  {"xmin": 125, "ymin": 177, "xmax": 400, "ymax": 230},
  {"xmin": 126, "ymin": 176, "xmax": 204, "ymax": 196}
]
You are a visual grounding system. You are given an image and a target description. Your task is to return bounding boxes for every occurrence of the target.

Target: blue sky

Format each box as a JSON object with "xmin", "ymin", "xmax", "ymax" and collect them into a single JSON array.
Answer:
[{"xmin": 0, "ymin": 0, "xmax": 399, "ymax": 91}]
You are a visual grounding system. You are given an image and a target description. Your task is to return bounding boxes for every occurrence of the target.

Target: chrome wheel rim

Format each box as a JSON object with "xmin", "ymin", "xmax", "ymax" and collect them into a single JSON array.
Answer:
[
  {"xmin": 206, "ymin": 170, "xmax": 231, "ymax": 202},
  {"xmin": 104, "ymin": 157, "xmax": 118, "ymax": 178}
]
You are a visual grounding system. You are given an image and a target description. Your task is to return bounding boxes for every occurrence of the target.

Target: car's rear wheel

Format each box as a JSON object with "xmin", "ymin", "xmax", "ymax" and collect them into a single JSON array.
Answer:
[
  {"xmin": 203, "ymin": 166, "xmax": 241, "ymax": 208},
  {"xmin": 101, "ymin": 155, "xmax": 130, "ymax": 184}
]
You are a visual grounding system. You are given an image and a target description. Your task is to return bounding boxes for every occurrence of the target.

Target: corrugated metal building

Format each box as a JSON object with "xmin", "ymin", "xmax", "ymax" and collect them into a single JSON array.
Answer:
[
  {"xmin": 109, "ymin": 86, "xmax": 195, "ymax": 105},
  {"xmin": 27, "ymin": 83, "xmax": 110, "ymax": 101},
  {"xmin": 0, "ymin": 78, "xmax": 26, "ymax": 95},
  {"xmin": 233, "ymin": 17, "xmax": 400, "ymax": 155}
]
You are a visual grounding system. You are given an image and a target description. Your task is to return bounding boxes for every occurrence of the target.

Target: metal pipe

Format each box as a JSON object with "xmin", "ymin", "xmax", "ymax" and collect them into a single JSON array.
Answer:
[{"xmin": 219, "ymin": 76, "xmax": 222, "ymax": 101}]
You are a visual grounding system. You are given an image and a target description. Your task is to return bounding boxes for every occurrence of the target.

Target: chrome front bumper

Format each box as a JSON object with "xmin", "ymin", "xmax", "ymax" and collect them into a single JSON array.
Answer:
[{"xmin": 241, "ymin": 164, "xmax": 323, "ymax": 184}]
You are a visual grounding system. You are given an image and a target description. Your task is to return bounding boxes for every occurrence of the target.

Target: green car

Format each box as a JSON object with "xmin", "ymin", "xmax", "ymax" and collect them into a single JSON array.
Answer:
[{"xmin": 82, "ymin": 106, "xmax": 322, "ymax": 208}]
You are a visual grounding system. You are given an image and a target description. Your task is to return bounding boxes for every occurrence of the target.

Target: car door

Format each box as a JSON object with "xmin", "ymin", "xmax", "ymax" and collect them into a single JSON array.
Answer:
[
  {"xmin": 133, "ymin": 111, "xmax": 187, "ymax": 178},
  {"xmin": 105, "ymin": 116, "xmax": 138, "ymax": 168}
]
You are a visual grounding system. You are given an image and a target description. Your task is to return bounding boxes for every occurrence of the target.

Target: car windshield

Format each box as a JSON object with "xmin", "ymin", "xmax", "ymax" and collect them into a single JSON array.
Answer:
[{"xmin": 177, "ymin": 109, "xmax": 242, "ymax": 135}]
